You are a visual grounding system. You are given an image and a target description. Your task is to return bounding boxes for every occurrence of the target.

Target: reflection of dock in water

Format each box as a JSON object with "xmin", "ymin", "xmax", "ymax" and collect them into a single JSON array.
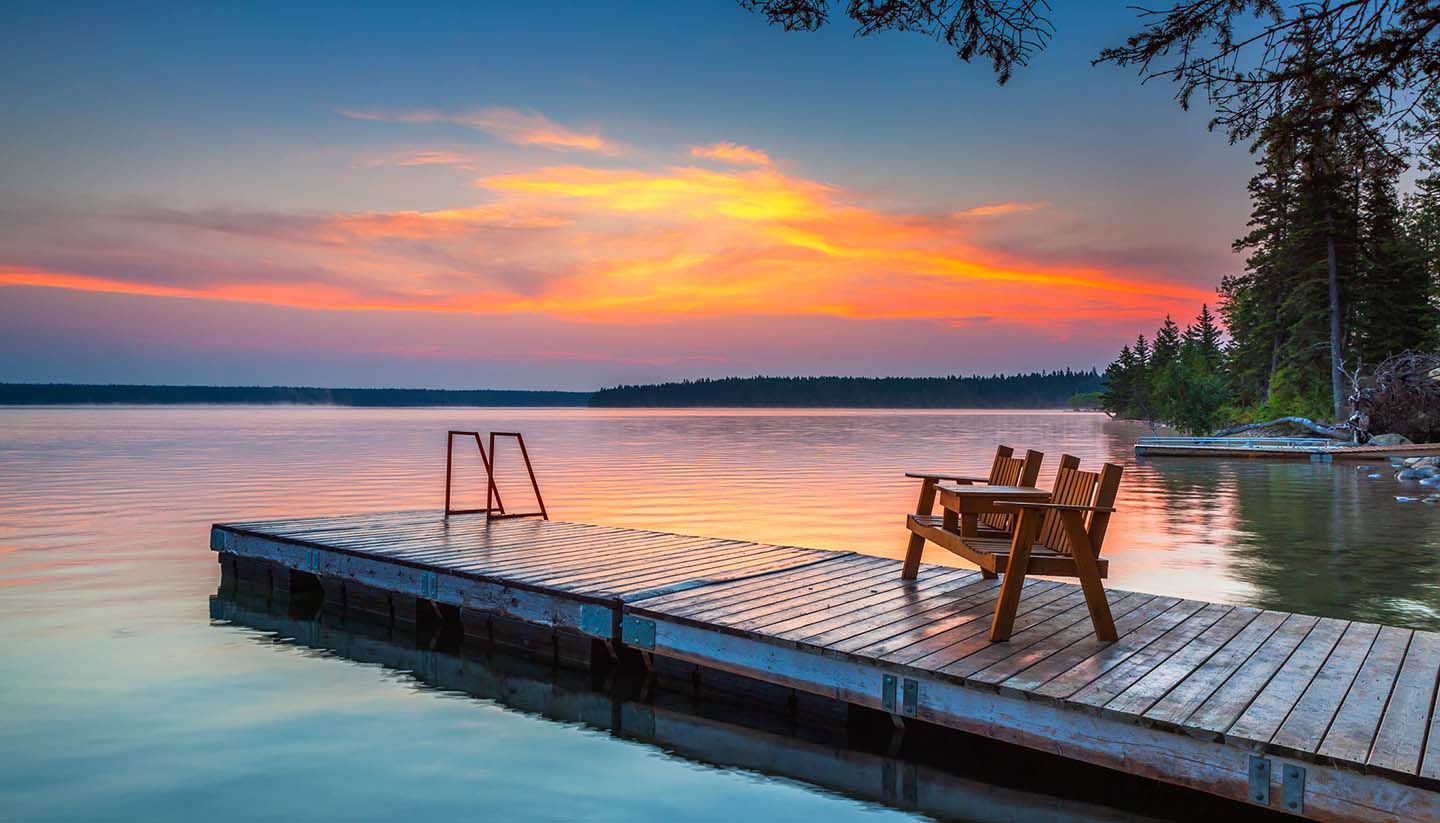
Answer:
[{"xmin": 209, "ymin": 586, "xmax": 1220, "ymax": 823}]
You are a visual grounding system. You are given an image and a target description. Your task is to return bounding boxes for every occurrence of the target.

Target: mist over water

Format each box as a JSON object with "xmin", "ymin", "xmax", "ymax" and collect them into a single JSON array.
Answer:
[{"xmin": 2, "ymin": 406, "xmax": 1436, "ymax": 821}]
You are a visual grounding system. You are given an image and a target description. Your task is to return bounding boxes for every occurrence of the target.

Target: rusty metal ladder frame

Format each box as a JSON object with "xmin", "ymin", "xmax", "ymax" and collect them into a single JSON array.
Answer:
[{"xmin": 444, "ymin": 430, "xmax": 548, "ymax": 519}]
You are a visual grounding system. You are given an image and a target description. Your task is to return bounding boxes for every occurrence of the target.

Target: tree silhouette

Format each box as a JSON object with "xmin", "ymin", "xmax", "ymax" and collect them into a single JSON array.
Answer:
[{"xmin": 739, "ymin": 0, "xmax": 1440, "ymax": 150}]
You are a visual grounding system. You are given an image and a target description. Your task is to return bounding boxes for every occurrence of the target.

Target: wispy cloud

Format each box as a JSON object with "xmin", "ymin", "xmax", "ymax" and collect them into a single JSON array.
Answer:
[
  {"xmin": 689, "ymin": 142, "xmax": 772, "ymax": 166},
  {"xmin": 953, "ymin": 202, "xmax": 1047, "ymax": 218},
  {"xmin": 363, "ymin": 149, "xmax": 487, "ymax": 169},
  {"xmin": 338, "ymin": 106, "xmax": 620, "ymax": 154}
]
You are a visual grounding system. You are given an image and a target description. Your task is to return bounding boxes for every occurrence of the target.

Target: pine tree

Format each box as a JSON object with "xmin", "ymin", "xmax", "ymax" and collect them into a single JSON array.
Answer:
[
  {"xmin": 1186, "ymin": 304, "xmax": 1224, "ymax": 370},
  {"xmin": 1402, "ymin": 93, "xmax": 1440, "ymax": 350},
  {"xmin": 1131, "ymin": 334, "xmax": 1153, "ymax": 420},
  {"xmin": 1353, "ymin": 152, "xmax": 1433, "ymax": 364},
  {"xmin": 1100, "ymin": 345, "xmax": 1137, "ymax": 418},
  {"xmin": 1152, "ymin": 316, "xmax": 1183, "ymax": 374}
]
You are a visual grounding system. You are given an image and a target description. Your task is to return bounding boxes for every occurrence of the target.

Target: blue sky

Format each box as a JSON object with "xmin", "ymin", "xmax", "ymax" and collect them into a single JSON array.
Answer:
[{"xmin": 1, "ymin": 1, "xmax": 1261, "ymax": 389}]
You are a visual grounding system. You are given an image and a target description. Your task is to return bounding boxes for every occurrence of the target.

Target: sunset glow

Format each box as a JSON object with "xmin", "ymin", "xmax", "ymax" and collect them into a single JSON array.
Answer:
[{"xmin": 0, "ymin": 2, "xmax": 1249, "ymax": 388}]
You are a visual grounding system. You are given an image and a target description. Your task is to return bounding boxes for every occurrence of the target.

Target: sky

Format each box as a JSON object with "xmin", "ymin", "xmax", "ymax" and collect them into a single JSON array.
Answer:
[{"xmin": 0, "ymin": 1, "xmax": 1260, "ymax": 390}]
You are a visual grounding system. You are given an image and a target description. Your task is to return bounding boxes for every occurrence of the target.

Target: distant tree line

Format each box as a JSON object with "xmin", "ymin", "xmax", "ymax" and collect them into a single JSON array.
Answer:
[
  {"xmin": 589, "ymin": 371, "xmax": 1102, "ymax": 408},
  {"xmin": 0, "ymin": 384, "xmax": 591, "ymax": 407}
]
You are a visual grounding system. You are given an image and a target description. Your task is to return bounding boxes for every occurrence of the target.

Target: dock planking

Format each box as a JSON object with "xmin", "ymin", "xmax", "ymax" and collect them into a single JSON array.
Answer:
[{"xmin": 212, "ymin": 510, "xmax": 1440, "ymax": 822}]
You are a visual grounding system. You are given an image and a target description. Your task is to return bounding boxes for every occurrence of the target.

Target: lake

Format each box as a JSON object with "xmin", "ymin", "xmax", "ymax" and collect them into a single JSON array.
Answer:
[{"xmin": 3, "ymin": 406, "xmax": 1437, "ymax": 822}]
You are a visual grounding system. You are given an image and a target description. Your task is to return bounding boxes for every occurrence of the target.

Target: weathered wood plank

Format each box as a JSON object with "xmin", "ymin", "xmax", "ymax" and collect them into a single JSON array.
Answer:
[
  {"xmin": 1182, "ymin": 612, "xmax": 1319, "ymax": 738},
  {"xmin": 1270, "ymin": 621, "xmax": 1381, "ymax": 757},
  {"xmin": 875, "ymin": 584, "xmax": 1076, "ymax": 665},
  {"xmin": 757, "ymin": 568, "xmax": 977, "ymax": 640},
  {"xmin": 977, "ymin": 594, "xmax": 1176, "ymax": 690},
  {"xmin": 704, "ymin": 565, "xmax": 915, "ymax": 631},
  {"xmin": 1317, "ymin": 625, "xmax": 1411, "ymax": 767},
  {"xmin": 675, "ymin": 559, "xmax": 895, "ymax": 623},
  {"xmin": 952, "ymin": 593, "xmax": 1161, "ymax": 684},
  {"xmin": 1142, "ymin": 610, "xmax": 1291, "ymax": 730},
  {"xmin": 816, "ymin": 577, "xmax": 1020, "ymax": 655},
  {"xmin": 1100, "ymin": 607, "xmax": 1261, "ymax": 720},
  {"xmin": 794, "ymin": 574, "xmax": 993, "ymax": 646},
  {"xmin": 1064, "ymin": 603, "xmax": 1232, "ymax": 710},
  {"xmin": 1019, "ymin": 599, "xmax": 1207, "ymax": 699},
  {"xmin": 1370, "ymin": 631, "xmax": 1440, "ymax": 778},
  {"xmin": 631, "ymin": 553, "xmax": 876, "ymax": 611},
  {"xmin": 1224, "ymin": 617, "xmax": 1349, "ymax": 746}
]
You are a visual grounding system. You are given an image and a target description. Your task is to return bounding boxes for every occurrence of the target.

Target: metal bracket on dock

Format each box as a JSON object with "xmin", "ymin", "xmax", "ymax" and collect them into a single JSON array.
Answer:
[
  {"xmin": 1248, "ymin": 756, "xmax": 1271, "ymax": 805},
  {"xmin": 621, "ymin": 615, "xmax": 655, "ymax": 649},
  {"xmin": 303, "ymin": 548, "xmax": 322, "ymax": 574},
  {"xmin": 418, "ymin": 571, "xmax": 439, "ymax": 599},
  {"xmin": 880, "ymin": 675, "xmax": 919, "ymax": 716},
  {"xmin": 579, "ymin": 604, "xmax": 614, "ymax": 638},
  {"xmin": 1282, "ymin": 763, "xmax": 1305, "ymax": 815}
]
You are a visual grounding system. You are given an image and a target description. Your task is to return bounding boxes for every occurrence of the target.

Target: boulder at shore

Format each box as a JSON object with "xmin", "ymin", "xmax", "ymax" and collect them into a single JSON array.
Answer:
[{"xmin": 1370, "ymin": 433, "xmax": 1414, "ymax": 446}]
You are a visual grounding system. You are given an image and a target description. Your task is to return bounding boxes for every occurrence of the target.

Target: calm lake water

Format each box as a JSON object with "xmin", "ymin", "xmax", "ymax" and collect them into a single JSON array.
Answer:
[{"xmin": 3, "ymin": 406, "xmax": 1438, "ymax": 822}]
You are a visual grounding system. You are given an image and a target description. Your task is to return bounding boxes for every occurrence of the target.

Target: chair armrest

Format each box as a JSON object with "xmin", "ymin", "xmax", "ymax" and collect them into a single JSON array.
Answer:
[
  {"xmin": 905, "ymin": 471, "xmax": 989, "ymax": 483},
  {"xmin": 992, "ymin": 501, "xmax": 1116, "ymax": 514}
]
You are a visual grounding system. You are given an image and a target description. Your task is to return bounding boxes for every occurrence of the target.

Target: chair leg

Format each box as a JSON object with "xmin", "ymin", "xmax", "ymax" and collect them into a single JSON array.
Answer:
[
  {"xmin": 901, "ymin": 479, "xmax": 937, "ymax": 580},
  {"xmin": 980, "ymin": 568, "xmax": 998, "ymax": 580},
  {"xmin": 1059, "ymin": 512, "xmax": 1117, "ymax": 641},
  {"xmin": 902, "ymin": 533, "xmax": 925, "ymax": 580},
  {"xmin": 989, "ymin": 510, "xmax": 1038, "ymax": 641}
]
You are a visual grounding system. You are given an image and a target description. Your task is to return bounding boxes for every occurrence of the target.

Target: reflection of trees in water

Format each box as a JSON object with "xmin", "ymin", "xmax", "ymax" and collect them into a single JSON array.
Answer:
[
  {"xmin": 941, "ymin": 420, "xmax": 1435, "ymax": 628},
  {"xmin": 1155, "ymin": 460, "xmax": 1440, "ymax": 629},
  {"xmin": 1134, "ymin": 457, "xmax": 1239, "ymax": 542}
]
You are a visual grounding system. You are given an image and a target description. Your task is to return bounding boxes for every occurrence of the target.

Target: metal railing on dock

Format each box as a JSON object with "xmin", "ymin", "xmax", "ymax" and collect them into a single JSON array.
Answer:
[{"xmin": 443, "ymin": 430, "xmax": 547, "ymax": 519}]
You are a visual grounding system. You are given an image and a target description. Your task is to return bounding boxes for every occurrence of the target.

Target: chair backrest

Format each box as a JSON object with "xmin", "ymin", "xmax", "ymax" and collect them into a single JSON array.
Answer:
[
  {"xmin": 980, "ymin": 447, "xmax": 1044, "ymax": 531},
  {"xmin": 1037, "ymin": 460, "xmax": 1124, "ymax": 555}
]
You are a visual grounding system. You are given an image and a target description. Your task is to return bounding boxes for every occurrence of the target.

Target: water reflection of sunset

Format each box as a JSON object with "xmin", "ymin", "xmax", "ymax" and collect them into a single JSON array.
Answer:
[{"xmin": 5, "ymin": 407, "xmax": 1438, "ymax": 628}]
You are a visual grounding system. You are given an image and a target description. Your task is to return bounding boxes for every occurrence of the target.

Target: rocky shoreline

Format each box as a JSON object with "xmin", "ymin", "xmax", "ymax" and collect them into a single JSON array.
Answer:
[{"xmin": 1364, "ymin": 454, "xmax": 1440, "ymax": 504}]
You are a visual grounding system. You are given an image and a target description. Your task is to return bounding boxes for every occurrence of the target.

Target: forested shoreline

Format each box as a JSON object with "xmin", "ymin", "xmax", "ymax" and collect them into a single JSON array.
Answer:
[
  {"xmin": 589, "ymin": 372, "xmax": 1102, "ymax": 408},
  {"xmin": 1101, "ymin": 84, "xmax": 1440, "ymax": 438},
  {"xmin": 0, "ymin": 384, "xmax": 591, "ymax": 407},
  {"xmin": 2, "ymin": 372, "xmax": 1105, "ymax": 409}
]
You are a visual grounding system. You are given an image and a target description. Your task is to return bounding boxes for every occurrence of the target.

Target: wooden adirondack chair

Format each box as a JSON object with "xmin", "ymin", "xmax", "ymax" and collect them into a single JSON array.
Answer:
[
  {"xmin": 902, "ymin": 445, "xmax": 1043, "ymax": 579},
  {"xmin": 983, "ymin": 459, "xmax": 1124, "ymax": 642}
]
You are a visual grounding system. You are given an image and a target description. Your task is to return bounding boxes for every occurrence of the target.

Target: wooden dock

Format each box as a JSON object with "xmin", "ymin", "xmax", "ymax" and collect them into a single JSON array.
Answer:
[{"xmin": 212, "ymin": 511, "xmax": 1440, "ymax": 822}]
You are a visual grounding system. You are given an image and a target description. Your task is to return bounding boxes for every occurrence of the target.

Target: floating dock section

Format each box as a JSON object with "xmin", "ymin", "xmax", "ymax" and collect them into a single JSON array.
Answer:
[
  {"xmin": 212, "ymin": 511, "xmax": 1440, "ymax": 822},
  {"xmin": 1134, "ymin": 436, "xmax": 1440, "ymax": 461}
]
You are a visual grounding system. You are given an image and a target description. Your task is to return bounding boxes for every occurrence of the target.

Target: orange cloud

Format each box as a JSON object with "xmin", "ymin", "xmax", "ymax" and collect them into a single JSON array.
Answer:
[
  {"xmin": 0, "ymin": 139, "xmax": 1216, "ymax": 337},
  {"xmin": 338, "ymin": 106, "xmax": 619, "ymax": 154},
  {"xmin": 689, "ymin": 142, "xmax": 772, "ymax": 166}
]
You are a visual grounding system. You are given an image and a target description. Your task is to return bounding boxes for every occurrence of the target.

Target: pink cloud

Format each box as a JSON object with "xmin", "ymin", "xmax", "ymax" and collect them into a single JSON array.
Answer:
[
  {"xmin": 337, "ymin": 106, "xmax": 620, "ymax": 154},
  {"xmin": 689, "ymin": 142, "xmax": 772, "ymax": 166}
]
